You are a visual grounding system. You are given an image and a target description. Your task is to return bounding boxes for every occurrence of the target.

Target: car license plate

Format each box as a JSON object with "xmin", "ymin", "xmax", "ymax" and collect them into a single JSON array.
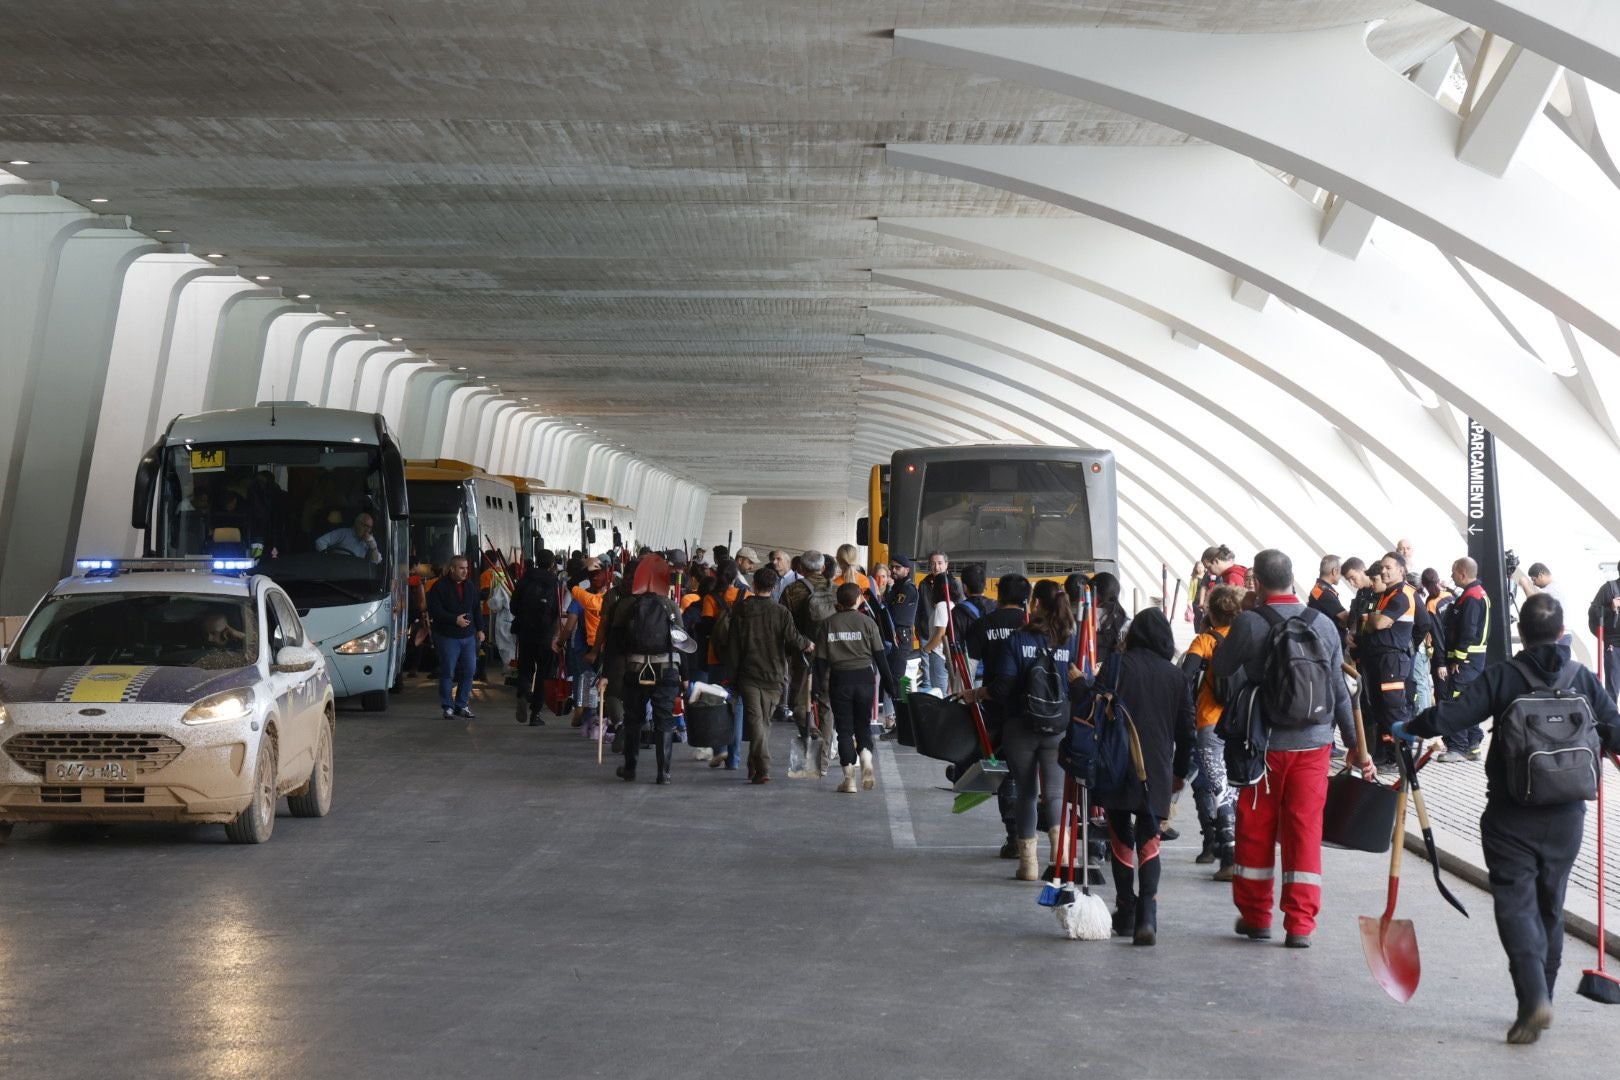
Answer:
[{"xmin": 46, "ymin": 760, "xmax": 135, "ymax": 784}]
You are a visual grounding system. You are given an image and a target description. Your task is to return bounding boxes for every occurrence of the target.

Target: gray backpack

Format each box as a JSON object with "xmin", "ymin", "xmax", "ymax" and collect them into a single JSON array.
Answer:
[{"xmin": 1498, "ymin": 660, "xmax": 1600, "ymax": 806}]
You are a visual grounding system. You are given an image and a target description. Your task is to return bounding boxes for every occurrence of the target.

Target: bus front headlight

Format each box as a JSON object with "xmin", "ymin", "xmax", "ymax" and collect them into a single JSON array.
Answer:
[{"xmin": 334, "ymin": 628, "xmax": 388, "ymax": 655}]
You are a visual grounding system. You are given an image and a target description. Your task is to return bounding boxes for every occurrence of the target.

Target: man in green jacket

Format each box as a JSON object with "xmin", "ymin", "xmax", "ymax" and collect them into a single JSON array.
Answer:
[{"xmin": 727, "ymin": 566, "xmax": 813, "ymax": 784}]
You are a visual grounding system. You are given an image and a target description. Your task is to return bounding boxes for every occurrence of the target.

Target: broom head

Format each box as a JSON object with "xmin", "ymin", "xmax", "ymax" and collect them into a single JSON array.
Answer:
[{"xmin": 1578, "ymin": 968, "xmax": 1620, "ymax": 1004}]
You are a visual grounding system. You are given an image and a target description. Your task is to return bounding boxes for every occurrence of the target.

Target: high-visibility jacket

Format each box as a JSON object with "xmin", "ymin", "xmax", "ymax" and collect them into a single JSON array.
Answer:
[{"xmin": 1445, "ymin": 581, "xmax": 1490, "ymax": 667}]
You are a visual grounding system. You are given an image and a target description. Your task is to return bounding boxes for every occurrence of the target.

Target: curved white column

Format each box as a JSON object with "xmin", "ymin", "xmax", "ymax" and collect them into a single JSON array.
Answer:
[
  {"xmin": 1425, "ymin": 1, "xmax": 1620, "ymax": 96},
  {"xmin": 885, "ymin": 141, "xmax": 1620, "ymax": 536},
  {"xmin": 876, "ymin": 215, "xmax": 1464, "ymax": 512}
]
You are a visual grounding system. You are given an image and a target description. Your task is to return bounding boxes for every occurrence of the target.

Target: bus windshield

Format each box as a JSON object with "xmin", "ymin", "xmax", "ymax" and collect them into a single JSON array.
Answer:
[
  {"xmin": 915, "ymin": 458, "xmax": 1093, "ymax": 561},
  {"xmin": 155, "ymin": 441, "xmax": 391, "ymax": 609},
  {"xmin": 406, "ymin": 481, "xmax": 466, "ymax": 569}
]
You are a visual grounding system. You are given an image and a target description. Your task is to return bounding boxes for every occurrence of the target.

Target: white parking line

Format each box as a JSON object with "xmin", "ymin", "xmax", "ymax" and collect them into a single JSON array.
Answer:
[{"xmin": 876, "ymin": 740, "xmax": 917, "ymax": 849}]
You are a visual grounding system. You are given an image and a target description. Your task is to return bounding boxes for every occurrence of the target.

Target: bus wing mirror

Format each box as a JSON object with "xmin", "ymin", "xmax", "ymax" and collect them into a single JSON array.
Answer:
[
  {"xmin": 855, "ymin": 517, "xmax": 870, "ymax": 546},
  {"xmin": 378, "ymin": 430, "xmax": 409, "ymax": 521},
  {"xmin": 878, "ymin": 515, "xmax": 889, "ymax": 544},
  {"xmin": 131, "ymin": 440, "xmax": 163, "ymax": 531}
]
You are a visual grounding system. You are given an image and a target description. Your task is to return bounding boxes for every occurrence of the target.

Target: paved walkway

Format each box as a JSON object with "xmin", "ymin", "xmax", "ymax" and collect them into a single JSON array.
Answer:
[{"xmin": 0, "ymin": 678, "xmax": 1614, "ymax": 1079}]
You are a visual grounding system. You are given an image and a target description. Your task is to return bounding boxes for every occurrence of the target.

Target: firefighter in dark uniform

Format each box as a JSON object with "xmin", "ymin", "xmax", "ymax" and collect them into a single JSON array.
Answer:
[
  {"xmin": 1439, "ymin": 555, "xmax": 1491, "ymax": 761},
  {"xmin": 1308, "ymin": 555, "xmax": 1355, "ymax": 754},
  {"xmin": 881, "ymin": 555, "xmax": 920, "ymax": 721},
  {"xmin": 1357, "ymin": 554, "xmax": 1415, "ymax": 767}
]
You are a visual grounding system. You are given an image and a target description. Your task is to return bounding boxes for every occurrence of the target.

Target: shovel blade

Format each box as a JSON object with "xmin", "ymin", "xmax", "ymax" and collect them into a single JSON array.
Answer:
[
  {"xmin": 1358, "ymin": 914, "xmax": 1420, "ymax": 1003},
  {"xmin": 950, "ymin": 791, "xmax": 994, "ymax": 814}
]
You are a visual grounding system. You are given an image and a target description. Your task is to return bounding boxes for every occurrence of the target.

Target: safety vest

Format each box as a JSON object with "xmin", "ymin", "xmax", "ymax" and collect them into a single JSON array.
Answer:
[{"xmin": 1447, "ymin": 582, "xmax": 1490, "ymax": 663}]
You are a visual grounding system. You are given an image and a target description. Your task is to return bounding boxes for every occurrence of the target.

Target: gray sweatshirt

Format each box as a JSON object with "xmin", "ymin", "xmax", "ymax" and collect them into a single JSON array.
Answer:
[{"xmin": 1210, "ymin": 597, "xmax": 1350, "ymax": 752}]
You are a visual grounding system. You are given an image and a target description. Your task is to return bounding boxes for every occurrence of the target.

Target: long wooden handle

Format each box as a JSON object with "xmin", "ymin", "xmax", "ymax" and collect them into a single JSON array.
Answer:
[
  {"xmin": 1341, "ymin": 662, "xmax": 1373, "ymax": 767},
  {"xmin": 1387, "ymin": 783, "xmax": 1408, "ymax": 913}
]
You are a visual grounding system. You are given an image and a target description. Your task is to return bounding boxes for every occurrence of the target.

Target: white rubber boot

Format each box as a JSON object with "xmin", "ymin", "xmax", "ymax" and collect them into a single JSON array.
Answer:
[
  {"xmin": 859, "ymin": 748, "xmax": 875, "ymax": 790},
  {"xmin": 838, "ymin": 765, "xmax": 858, "ymax": 794}
]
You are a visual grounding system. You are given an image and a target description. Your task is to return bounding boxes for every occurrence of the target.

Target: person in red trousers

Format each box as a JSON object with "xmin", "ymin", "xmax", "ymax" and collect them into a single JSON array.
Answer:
[{"xmin": 1210, "ymin": 549, "xmax": 1374, "ymax": 948}]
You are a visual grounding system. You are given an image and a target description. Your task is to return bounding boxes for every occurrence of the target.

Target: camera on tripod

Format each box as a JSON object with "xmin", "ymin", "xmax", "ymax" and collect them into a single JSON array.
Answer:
[{"xmin": 1504, "ymin": 549, "xmax": 1520, "ymax": 577}]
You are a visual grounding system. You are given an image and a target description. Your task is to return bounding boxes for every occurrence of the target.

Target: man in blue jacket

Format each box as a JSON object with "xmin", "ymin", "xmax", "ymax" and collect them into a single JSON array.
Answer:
[
  {"xmin": 427, "ymin": 555, "xmax": 486, "ymax": 720},
  {"xmin": 1397, "ymin": 593, "xmax": 1620, "ymax": 1045}
]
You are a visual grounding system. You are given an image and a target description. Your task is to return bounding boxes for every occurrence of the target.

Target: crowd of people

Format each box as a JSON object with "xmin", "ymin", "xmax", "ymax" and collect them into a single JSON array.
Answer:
[{"xmin": 404, "ymin": 530, "xmax": 1620, "ymax": 1046}]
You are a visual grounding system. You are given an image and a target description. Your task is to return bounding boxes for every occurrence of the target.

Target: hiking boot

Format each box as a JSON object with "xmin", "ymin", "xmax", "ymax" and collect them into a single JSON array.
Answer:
[
  {"xmin": 1234, "ymin": 918, "xmax": 1272, "ymax": 940},
  {"xmin": 1285, "ymin": 932, "xmax": 1312, "ymax": 949},
  {"xmin": 1212, "ymin": 863, "xmax": 1235, "ymax": 883},
  {"xmin": 838, "ymin": 766, "xmax": 858, "ymax": 794},
  {"xmin": 614, "ymin": 765, "xmax": 636, "ymax": 782},
  {"xmin": 998, "ymin": 838, "xmax": 1019, "ymax": 860},
  {"xmin": 1437, "ymin": 750, "xmax": 1468, "ymax": 763},
  {"xmin": 1015, "ymin": 838, "xmax": 1040, "ymax": 881},
  {"xmin": 516, "ymin": 697, "xmax": 529, "ymax": 724},
  {"xmin": 1468, "ymin": 747, "xmax": 1483, "ymax": 761},
  {"xmin": 1507, "ymin": 1001, "xmax": 1553, "ymax": 1044},
  {"xmin": 1160, "ymin": 826, "xmax": 1181, "ymax": 842},
  {"xmin": 453, "ymin": 706, "xmax": 476, "ymax": 719},
  {"xmin": 859, "ymin": 748, "xmax": 875, "ymax": 789},
  {"xmin": 1112, "ymin": 900, "xmax": 1136, "ymax": 937}
]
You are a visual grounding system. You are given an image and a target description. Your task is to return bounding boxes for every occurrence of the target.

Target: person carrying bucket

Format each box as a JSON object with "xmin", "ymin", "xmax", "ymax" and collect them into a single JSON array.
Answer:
[{"xmin": 1395, "ymin": 592, "xmax": 1620, "ymax": 1044}]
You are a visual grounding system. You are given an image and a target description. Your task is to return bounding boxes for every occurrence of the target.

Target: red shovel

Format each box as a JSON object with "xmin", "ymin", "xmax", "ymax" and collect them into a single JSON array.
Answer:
[{"xmin": 1361, "ymin": 771, "xmax": 1420, "ymax": 1002}]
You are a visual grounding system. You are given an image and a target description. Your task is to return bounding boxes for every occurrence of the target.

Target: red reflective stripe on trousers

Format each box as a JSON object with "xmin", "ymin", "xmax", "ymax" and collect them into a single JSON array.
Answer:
[
  {"xmin": 1110, "ymin": 836, "xmax": 1138, "ymax": 869},
  {"xmin": 1231, "ymin": 746, "xmax": 1331, "ymax": 935}
]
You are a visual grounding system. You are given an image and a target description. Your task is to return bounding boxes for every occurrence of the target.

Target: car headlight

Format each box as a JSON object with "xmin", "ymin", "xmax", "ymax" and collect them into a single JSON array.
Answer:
[
  {"xmin": 182, "ymin": 688, "xmax": 255, "ymax": 725},
  {"xmin": 334, "ymin": 628, "xmax": 388, "ymax": 655}
]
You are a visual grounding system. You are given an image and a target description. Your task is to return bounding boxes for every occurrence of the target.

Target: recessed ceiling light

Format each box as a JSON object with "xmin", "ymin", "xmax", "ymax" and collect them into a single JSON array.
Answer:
[
  {"xmin": 253, "ymin": 275, "xmax": 271, "ymax": 281},
  {"xmin": 89, "ymin": 197, "xmax": 109, "ymax": 203},
  {"xmin": 361, "ymin": 323, "xmax": 376, "ymax": 329},
  {"xmin": 519, "ymin": 397, "xmax": 529, "ymax": 401},
  {"xmin": 455, "ymin": 366, "xmax": 467, "ymax": 371},
  {"xmin": 476, "ymin": 375, "xmax": 486, "ymax": 380},
  {"xmin": 153, "ymin": 228, "xmax": 174, "ymax": 234},
  {"xmin": 295, "ymin": 293, "xmax": 311, "ymax": 300},
  {"xmin": 205, "ymin": 252, "xmax": 225, "ymax": 259},
  {"xmin": 333, "ymin": 310, "xmax": 348, "ymax": 315},
  {"xmin": 7, "ymin": 160, "xmax": 30, "ymax": 166},
  {"xmin": 390, "ymin": 337, "xmax": 402, "ymax": 343}
]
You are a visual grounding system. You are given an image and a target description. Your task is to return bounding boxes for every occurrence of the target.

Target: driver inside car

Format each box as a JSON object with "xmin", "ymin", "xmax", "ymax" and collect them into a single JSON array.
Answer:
[
  {"xmin": 313, "ymin": 512, "xmax": 381, "ymax": 563},
  {"xmin": 194, "ymin": 611, "xmax": 249, "ymax": 669}
]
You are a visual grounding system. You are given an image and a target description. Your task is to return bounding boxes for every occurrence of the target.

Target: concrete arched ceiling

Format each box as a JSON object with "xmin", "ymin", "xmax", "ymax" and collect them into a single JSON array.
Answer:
[{"xmin": 2, "ymin": 0, "xmax": 1615, "ymax": 597}]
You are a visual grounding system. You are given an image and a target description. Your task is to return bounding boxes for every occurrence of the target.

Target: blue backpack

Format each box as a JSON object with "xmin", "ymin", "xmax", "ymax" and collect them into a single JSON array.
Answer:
[{"xmin": 1059, "ymin": 654, "xmax": 1144, "ymax": 796}]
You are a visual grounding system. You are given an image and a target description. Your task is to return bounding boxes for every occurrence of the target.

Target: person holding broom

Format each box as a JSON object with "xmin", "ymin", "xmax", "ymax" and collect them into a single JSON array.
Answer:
[
  {"xmin": 1396, "ymin": 593, "xmax": 1620, "ymax": 1044},
  {"xmin": 1095, "ymin": 608, "xmax": 1196, "ymax": 946}
]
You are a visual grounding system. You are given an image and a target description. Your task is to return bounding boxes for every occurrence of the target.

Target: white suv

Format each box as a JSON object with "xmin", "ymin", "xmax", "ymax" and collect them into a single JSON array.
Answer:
[{"xmin": 0, "ymin": 559, "xmax": 335, "ymax": 844}]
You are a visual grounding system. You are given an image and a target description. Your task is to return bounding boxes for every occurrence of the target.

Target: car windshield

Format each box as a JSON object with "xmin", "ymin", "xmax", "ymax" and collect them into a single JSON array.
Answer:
[
  {"xmin": 155, "ymin": 441, "xmax": 389, "ymax": 608},
  {"xmin": 9, "ymin": 593, "xmax": 257, "ymax": 670},
  {"xmin": 915, "ymin": 458, "xmax": 1094, "ymax": 561}
]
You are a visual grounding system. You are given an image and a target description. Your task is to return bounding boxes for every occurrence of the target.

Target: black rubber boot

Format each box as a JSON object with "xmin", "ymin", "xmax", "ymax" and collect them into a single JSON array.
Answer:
[
  {"xmin": 1133, "ymin": 897, "xmax": 1157, "ymax": 947},
  {"xmin": 1195, "ymin": 811, "xmax": 1218, "ymax": 864},
  {"xmin": 1213, "ymin": 805, "xmax": 1236, "ymax": 882},
  {"xmin": 1110, "ymin": 853, "xmax": 1136, "ymax": 937},
  {"xmin": 655, "ymin": 732, "xmax": 674, "ymax": 785}
]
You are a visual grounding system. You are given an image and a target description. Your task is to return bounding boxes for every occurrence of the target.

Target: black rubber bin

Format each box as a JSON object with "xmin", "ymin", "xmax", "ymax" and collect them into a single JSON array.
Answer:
[
  {"xmin": 684, "ymin": 701, "xmax": 734, "ymax": 749},
  {"xmin": 1321, "ymin": 768, "xmax": 1397, "ymax": 853},
  {"xmin": 894, "ymin": 697, "xmax": 917, "ymax": 747},
  {"xmin": 908, "ymin": 693, "xmax": 981, "ymax": 764}
]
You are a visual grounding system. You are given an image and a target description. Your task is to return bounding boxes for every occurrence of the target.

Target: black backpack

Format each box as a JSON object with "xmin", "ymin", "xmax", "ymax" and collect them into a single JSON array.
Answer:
[
  {"xmin": 1020, "ymin": 638, "xmax": 1070, "ymax": 735},
  {"xmin": 621, "ymin": 593, "xmax": 673, "ymax": 654},
  {"xmin": 1255, "ymin": 606, "xmax": 1334, "ymax": 729},
  {"xmin": 1498, "ymin": 660, "xmax": 1601, "ymax": 806},
  {"xmin": 1216, "ymin": 683, "xmax": 1270, "ymax": 788}
]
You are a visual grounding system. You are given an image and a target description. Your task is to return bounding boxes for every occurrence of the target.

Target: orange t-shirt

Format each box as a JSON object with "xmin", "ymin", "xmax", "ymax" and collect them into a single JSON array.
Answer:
[
  {"xmin": 570, "ymin": 584, "xmax": 605, "ymax": 646},
  {"xmin": 702, "ymin": 586, "xmax": 745, "ymax": 665},
  {"xmin": 834, "ymin": 569, "xmax": 871, "ymax": 592},
  {"xmin": 1186, "ymin": 625, "xmax": 1229, "ymax": 729}
]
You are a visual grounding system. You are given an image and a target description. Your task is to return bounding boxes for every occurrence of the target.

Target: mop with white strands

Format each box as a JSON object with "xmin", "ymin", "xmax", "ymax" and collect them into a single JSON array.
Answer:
[{"xmin": 1041, "ymin": 777, "xmax": 1111, "ymax": 940}]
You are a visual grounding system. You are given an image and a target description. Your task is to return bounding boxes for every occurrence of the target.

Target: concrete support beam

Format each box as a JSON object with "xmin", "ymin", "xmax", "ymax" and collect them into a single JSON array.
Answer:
[
  {"xmin": 1230, "ymin": 277, "xmax": 1270, "ymax": 311},
  {"xmin": 1458, "ymin": 42, "xmax": 1564, "ymax": 176},
  {"xmin": 1424, "ymin": 1, "xmax": 1620, "ymax": 97},
  {"xmin": 1319, "ymin": 195, "xmax": 1378, "ymax": 259}
]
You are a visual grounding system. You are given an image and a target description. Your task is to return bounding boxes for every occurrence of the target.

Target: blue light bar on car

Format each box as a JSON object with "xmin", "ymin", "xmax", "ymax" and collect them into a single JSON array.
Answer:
[
  {"xmin": 73, "ymin": 557, "xmax": 255, "ymax": 577},
  {"xmin": 212, "ymin": 559, "xmax": 257, "ymax": 572},
  {"xmin": 75, "ymin": 559, "xmax": 116, "ymax": 572}
]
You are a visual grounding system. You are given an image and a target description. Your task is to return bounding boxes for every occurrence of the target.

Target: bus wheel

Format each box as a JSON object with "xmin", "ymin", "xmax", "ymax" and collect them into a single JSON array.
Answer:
[{"xmin": 359, "ymin": 689, "xmax": 388, "ymax": 712}]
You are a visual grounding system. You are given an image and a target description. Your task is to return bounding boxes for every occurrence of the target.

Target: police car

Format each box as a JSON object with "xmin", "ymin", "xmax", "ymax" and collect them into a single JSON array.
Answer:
[{"xmin": 0, "ymin": 558, "xmax": 335, "ymax": 844}]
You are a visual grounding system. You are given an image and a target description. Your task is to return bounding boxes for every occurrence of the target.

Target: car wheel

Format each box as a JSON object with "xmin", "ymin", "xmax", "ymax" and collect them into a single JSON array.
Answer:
[
  {"xmin": 224, "ymin": 738, "xmax": 277, "ymax": 845},
  {"xmin": 288, "ymin": 717, "xmax": 333, "ymax": 819},
  {"xmin": 359, "ymin": 689, "xmax": 388, "ymax": 712}
]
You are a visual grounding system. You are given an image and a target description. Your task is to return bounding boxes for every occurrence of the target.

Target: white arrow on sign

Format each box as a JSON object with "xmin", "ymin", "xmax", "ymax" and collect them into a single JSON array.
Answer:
[{"xmin": 1466, "ymin": 524, "xmax": 1481, "ymax": 535}]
